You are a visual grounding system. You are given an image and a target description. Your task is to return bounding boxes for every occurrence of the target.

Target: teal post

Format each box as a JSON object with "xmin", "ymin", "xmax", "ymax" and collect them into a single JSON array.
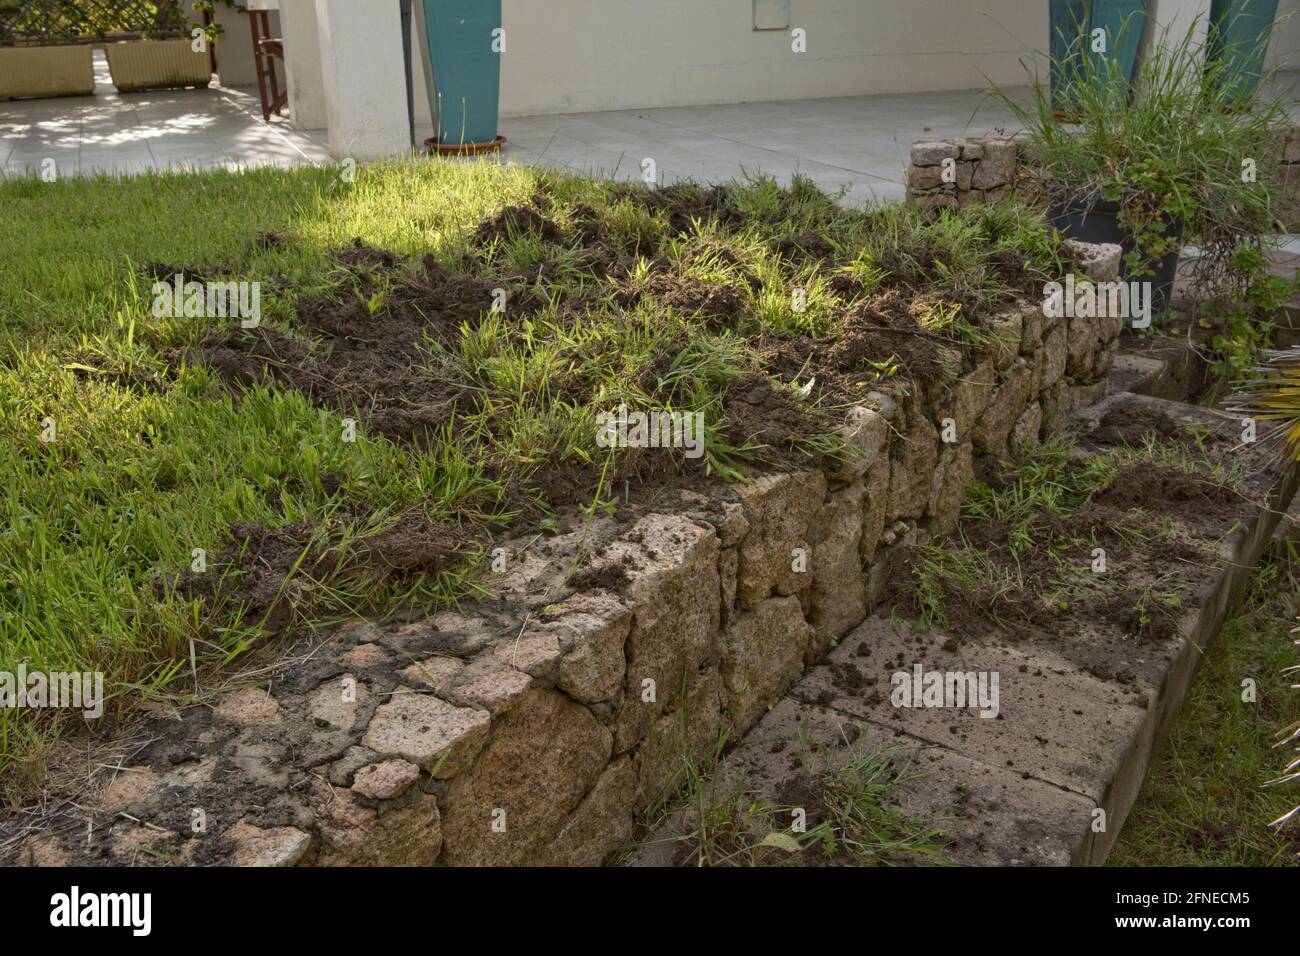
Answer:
[
  {"xmin": 1087, "ymin": 0, "xmax": 1147, "ymax": 109},
  {"xmin": 1051, "ymin": 1, "xmax": 1146, "ymax": 114},
  {"xmin": 419, "ymin": 0, "xmax": 502, "ymax": 146},
  {"xmin": 1050, "ymin": 0, "xmax": 1091, "ymax": 114},
  {"xmin": 1206, "ymin": 0, "xmax": 1279, "ymax": 108}
]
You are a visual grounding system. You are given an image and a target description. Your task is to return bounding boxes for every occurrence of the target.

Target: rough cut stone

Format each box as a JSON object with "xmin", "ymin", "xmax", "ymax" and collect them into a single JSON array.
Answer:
[
  {"xmin": 545, "ymin": 592, "xmax": 631, "ymax": 704},
  {"xmin": 339, "ymin": 642, "xmax": 390, "ymax": 670},
  {"xmin": 910, "ymin": 141, "xmax": 960, "ymax": 166},
  {"xmin": 635, "ymin": 666, "xmax": 723, "ymax": 804},
  {"xmin": 352, "ymin": 759, "xmax": 421, "ymax": 801},
  {"xmin": 224, "ymin": 820, "xmax": 312, "ymax": 867},
  {"xmin": 607, "ymin": 513, "xmax": 721, "ymax": 753},
  {"xmin": 720, "ymin": 595, "xmax": 811, "ymax": 735},
  {"xmin": 492, "ymin": 631, "xmax": 561, "ymax": 678},
  {"xmin": 1065, "ymin": 239, "xmax": 1123, "ymax": 282},
  {"xmin": 213, "ymin": 687, "xmax": 280, "ymax": 726},
  {"xmin": 1012, "ymin": 402, "xmax": 1043, "ymax": 449},
  {"xmin": 537, "ymin": 757, "xmax": 636, "ymax": 866},
  {"xmin": 446, "ymin": 659, "xmax": 533, "ymax": 716},
  {"xmin": 736, "ymin": 470, "xmax": 825, "ymax": 609},
  {"xmin": 888, "ymin": 406, "xmax": 939, "ymax": 523},
  {"xmin": 808, "ymin": 482, "xmax": 867, "ymax": 660},
  {"xmin": 987, "ymin": 308, "xmax": 1024, "ymax": 371},
  {"xmin": 1067, "ymin": 315, "xmax": 1099, "ymax": 375},
  {"xmin": 949, "ymin": 357, "xmax": 997, "ymax": 434},
  {"xmin": 908, "ymin": 164, "xmax": 947, "ymax": 191},
  {"xmin": 929, "ymin": 442, "xmax": 974, "ymax": 537},
  {"xmin": 972, "ymin": 138, "xmax": 1017, "ymax": 188},
  {"xmin": 398, "ymin": 655, "xmax": 463, "ymax": 690},
  {"xmin": 973, "ymin": 360, "xmax": 1034, "ymax": 457},
  {"xmin": 715, "ymin": 501, "xmax": 750, "ymax": 547},
  {"xmin": 441, "ymin": 688, "xmax": 613, "ymax": 866},
  {"xmin": 859, "ymin": 454, "xmax": 891, "ymax": 565},
  {"xmin": 719, "ymin": 547, "xmax": 739, "ymax": 629},
  {"xmin": 362, "ymin": 692, "xmax": 490, "ymax": 777},
  {"xmin": 307, "ymin": 674, "xmax": 369, "ymax": 731},
  {"xmin": 314, "ymin": 782, "xmax": 441, "ymax": 866},
  {"xmin": 831, "ymin": 405, "xmax": 888, "ymax": 483}
]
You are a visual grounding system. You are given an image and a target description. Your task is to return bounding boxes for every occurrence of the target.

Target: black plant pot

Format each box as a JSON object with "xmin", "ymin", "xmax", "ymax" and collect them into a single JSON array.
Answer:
[{"xmin": 1048, "ymin": 195, "xmax": 1184, "ymax": 314}]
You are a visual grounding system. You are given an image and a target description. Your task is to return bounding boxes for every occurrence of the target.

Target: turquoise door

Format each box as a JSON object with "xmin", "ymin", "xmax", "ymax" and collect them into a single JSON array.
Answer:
[
  {"xmin": 1206, "ymin": 0, "xmax": 1279, "ymax": 107},
  {"xmin": 1050, "ymin": 0, "xmax": 1147, "ymax": 114},
  {"xmin": 418, "ymin": 0, "xmax": 502, "ymax": 145},
  {"xmin": 1088, "ymin": 0, "xmax": 1147, "ymax": 102},
  {"xmin": 1050, "ymin": 0, "xmax": 1090, "ymax": 113}
]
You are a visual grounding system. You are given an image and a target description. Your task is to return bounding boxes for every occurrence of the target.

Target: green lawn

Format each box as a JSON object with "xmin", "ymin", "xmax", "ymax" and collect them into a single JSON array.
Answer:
[{"xmin": 1108, "ymin": 539, "xmax": 1300, "ymax": 866}]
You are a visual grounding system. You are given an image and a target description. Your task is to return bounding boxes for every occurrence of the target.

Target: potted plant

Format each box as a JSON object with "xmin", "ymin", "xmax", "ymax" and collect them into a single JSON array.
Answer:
[
  {"xmin": 103, "ymin": 0, "xmax": 218, "ymax": 93},
  {"xmin": 415, "ymin": 0, "xmax": 505, "ymax": 152},
  {"xmin": 0, "ymin": 0, "xmax": 94, "ymax": 100},
  {"xmin": 996, "ymin": 19, "xmax": 1288, "ymax": 314}
]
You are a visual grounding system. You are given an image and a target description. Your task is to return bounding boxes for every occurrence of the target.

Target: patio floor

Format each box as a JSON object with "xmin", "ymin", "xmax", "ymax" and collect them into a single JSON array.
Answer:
[
  {"xmin": 2, "ymin": 54, "xmax": 1297, "ymax": 206},
  {"xmin": 0, "ymin": 50, "xmax": 330, "ymax": 177}
]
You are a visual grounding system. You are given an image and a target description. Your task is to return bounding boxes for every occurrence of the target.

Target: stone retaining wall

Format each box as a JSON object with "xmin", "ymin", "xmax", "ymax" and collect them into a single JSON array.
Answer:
[
  {"xmin": 907, "ymin": 136, "xmax": 1024, "ymax": 212},
  {"xmin": 908, "ymin": 127, "xmax": 1300, "ymax": 214},
  {"xmin": 17, "ymin": 244, "xmax": 1130, "ymax": 868}
]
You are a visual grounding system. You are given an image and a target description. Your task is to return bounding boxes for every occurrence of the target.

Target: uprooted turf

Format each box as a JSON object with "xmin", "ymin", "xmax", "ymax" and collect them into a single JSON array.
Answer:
[{"xmin": 0, "ymin": 157, "xmax": 1075, "ymax": 791}]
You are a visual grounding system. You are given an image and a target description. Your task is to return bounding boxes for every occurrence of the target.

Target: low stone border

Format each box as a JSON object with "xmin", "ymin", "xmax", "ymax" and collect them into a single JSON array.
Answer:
[
  {"xmin": 907, "ymin": 137, "xmax": 1022, "ymax": 211},
  {"xmin": 908, "ymin": 126, "xmax": 1300, "ymax": 215},
  {"xmin": 12, "ymin": 243, "xmax": 1133, "ymax": 868}
]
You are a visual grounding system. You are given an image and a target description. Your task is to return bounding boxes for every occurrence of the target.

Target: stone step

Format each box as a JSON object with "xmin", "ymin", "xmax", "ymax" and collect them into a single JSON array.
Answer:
[{"xmin": 628, "ymin": 392, "xmax": 1298, "ymax": 866}]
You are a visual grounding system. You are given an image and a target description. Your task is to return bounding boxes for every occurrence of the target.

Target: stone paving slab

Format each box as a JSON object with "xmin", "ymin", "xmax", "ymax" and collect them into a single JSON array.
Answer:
[{"xmin": 789, "ymin": 619, "xmax": 1148, "ymax": 804}]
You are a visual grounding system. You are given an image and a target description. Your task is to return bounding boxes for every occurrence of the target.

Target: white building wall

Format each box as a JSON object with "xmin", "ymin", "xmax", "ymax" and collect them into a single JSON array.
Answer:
[
  {"xmin": 496, "ymin": 0, "xmax": 1049, "ymax": 116},
  {"xmin": 1267, "ymin": 0, "xmax": 1300, "ymax": 69},
  {"xmin": 213, "ymin": 4, "xmax": 280, "ymax": 88}
]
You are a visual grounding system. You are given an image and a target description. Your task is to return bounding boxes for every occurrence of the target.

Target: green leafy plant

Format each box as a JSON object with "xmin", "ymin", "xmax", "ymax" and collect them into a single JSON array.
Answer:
[
  {"xmin": 995, "ymin": 16, "xmax": 1296, "ymax": 385},
  {"xmin": 999, "ymin": 19, "xmax": 1287, "ymax": 274}
]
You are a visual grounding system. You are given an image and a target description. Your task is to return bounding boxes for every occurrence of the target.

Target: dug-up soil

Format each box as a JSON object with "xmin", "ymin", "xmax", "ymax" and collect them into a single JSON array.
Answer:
[{"xmin": 153, "ymin": 187, "xmax": 1062, "ymax": 652}]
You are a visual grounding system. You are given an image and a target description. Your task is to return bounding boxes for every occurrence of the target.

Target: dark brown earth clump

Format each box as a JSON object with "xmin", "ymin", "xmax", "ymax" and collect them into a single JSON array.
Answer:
[
  {"xmin": 1095, "ymin": 461, "xmax": 1241, "ymax": 516},
  {"xmin": 195, "ymin": 244, "xmax": 506, "ymax": 445},
  {"xmin": 880, "ymin": 458, "xmax": 1240, "ymax": 644},
  {"xmin": 472, "ymin": 204, "xmax": 564, "ymax": 246},
  {"xmin": 608, "ymin": 181, "xmax": 745, "ymax": 233},
  {"xmin": 170, "ymin": 513, "xmax": 474, "ymax": 639}
]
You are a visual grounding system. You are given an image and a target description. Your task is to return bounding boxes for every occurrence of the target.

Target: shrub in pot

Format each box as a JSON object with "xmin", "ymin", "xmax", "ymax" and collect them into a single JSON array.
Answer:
[{"xmin": 995, "ymin": 19, "xmax": 1287, "ymax": 317}]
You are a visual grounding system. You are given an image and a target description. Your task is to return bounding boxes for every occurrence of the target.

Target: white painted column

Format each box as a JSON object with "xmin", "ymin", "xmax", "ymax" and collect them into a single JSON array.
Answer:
[
  {"xmin": 278, "ymin": 0, "xmax": 327, "ymax": 131},
  {"xmin": 314, "ymin": 0, "xmax": 411, "ymax": 160}
]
